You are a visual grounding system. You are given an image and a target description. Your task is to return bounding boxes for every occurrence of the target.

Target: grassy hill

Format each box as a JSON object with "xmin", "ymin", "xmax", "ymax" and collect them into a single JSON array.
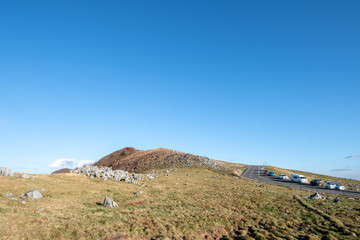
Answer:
[
  {"xmin": 1, "ymin": 166, "xmax": 359, "ymax": 239},
  {"xmin": 93, "ymin": 147, "xmax": 240, "ymax": 173}
]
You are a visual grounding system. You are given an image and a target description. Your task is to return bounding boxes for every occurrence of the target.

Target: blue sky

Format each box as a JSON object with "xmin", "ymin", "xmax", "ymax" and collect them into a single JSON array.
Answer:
[{"xmin": 0, "ymin": 1, "xmax": 359, "ymax": 179}]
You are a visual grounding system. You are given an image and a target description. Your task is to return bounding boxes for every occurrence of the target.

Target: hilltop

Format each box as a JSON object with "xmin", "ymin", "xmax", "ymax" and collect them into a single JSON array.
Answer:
[{"xmin": 93, "ymin": 147, "xmax": 239, "ymax": 173}]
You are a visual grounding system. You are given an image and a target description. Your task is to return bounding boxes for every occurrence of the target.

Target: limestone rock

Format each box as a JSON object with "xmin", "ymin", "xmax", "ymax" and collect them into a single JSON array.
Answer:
[
  {"xmin": 103, "ymin": 197, "xmax": 118, "ymax": 208},
  {"xmin": 25, "ymin": 190, "xmax": 43, "ymax": 200},
  {"xmin": 22, "ymin": 174, "xmax": 29, "ymax": 179},
  {"xmin": 3, "ymin": 193, "xmax": 13, "ymax": 198},
  {"xmin": 0, "ymin": 167, "xmax": 13, "ymax": 177},
  {"xmin": 309, "ymin": 193, "xmax": 322, "ymax": 200}
]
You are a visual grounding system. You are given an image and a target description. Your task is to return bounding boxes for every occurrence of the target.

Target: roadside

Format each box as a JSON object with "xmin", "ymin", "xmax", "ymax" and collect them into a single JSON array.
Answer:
[{"xmin": 242, "ymin": 165, "xmax": 360, "ymax": 198}]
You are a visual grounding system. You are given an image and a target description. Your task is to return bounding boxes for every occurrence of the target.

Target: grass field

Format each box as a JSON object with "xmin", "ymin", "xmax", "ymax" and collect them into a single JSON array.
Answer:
[{"xmin": 1, "ymin": 167, "xmax": 359, "ymax": 239}]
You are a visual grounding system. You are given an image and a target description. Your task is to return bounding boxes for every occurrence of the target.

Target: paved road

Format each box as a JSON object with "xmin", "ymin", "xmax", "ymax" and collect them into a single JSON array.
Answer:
[{"xmin": 242, "ymin": 165, "xmax": 360, "ymax": 198}]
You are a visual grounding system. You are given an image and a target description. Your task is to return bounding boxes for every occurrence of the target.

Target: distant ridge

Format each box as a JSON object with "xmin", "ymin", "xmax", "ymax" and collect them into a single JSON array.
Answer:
[
  {"xmin": 93, "ymin": 147, "xmax": 234, "ymax": 173},
  {"xmin": 51, "ymin": 168, "xmax": 71, "ymax": 174}
]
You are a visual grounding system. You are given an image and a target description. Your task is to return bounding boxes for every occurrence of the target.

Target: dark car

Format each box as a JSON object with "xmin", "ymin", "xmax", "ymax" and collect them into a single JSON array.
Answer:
[
  {"xmin": 264, "ymin": 170, "xmax": 269, "ymax": 174},
  {"xmin": 267, "ymin": 171, "xmax": 276, "ymax": 176},
  {"xmin": 310, "ymin": 179, "xmax": 323, "ymax": 186}
]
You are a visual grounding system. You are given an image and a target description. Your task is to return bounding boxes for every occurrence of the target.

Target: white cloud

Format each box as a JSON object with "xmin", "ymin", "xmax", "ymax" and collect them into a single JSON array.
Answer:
[
  {"xmin": 345, "ymin": 155, "xmax": 360, "ymax": 159},
  {"xmin": 48, "ymin": 158, "xmax": 95, "ymax": 169},
  {"xmin": 73, "ymin": 160, "xmax": 95, "ymax": 168},
  {"xmin": 48, "ymin": 158, "xmax": 77, "ymax": 168}
]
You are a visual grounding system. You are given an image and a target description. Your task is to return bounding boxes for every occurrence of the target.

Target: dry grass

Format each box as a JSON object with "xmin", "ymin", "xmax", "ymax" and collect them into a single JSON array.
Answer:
[{"xmin": 1, "ymin": 167, "xmax": 359, "ymax": 240}]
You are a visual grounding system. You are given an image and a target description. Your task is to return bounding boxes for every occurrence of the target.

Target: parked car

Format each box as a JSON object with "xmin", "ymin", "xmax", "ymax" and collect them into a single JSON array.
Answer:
[
  {"xmin": 310, "ymin": 179, "xmax": 323, "ymax": 186},
  {"xmin": 264, "ymin": 170, "xmax": 269, "ymax": 174},
  {"xmin": 290, "ymin": 174, "xmax": 308, "ymax": 183},
  {"xmin": 335, "ymin": 183, "xmax": 346, "ymax": 191},
  {"xmin": 267, "ymin": 171, "xmax": 276, "ymax": 176},
  {"xmin": 326, "ymin": 182, "xmax": 345, "ymax": 191},
  {"xmin": 277, "ymin": 174, "xmax": 289, "ymax": 180}
]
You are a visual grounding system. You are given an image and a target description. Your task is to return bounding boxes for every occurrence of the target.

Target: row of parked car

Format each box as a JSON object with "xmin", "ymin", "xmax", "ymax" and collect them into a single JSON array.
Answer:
[{"xmin": 263, "ymin": 169, "xmax": 346, "ymax": 191}]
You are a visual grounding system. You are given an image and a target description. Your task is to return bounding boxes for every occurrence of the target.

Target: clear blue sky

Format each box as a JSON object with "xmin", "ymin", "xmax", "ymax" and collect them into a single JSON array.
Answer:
[{"xmin": 1, "ymin": 1, "xmax": 359, "ymax": 179}]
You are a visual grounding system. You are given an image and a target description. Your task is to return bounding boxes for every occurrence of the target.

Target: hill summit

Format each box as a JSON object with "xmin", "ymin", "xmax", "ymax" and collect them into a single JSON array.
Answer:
[{"xmin": 93, "ymin": 147, "xmax": 232, "ymax": 173}]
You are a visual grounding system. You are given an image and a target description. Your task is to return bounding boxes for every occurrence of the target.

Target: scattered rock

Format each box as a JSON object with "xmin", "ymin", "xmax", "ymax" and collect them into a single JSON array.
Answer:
[
  {"xmin": 309, "ymin": 193, "xmax": 322, "ymax": 200},
  {"xmin": 40, "ymin": 188, "xmax": 46, "ymax": 192},
  {"xmin": 22, "ymin": 174, "xmax": 29, "ymax": 179},
  {"xmin": 38, "ymin": 208, "xmax": 44, "ymax": 211},
  {"xmin": 326, "ymin": 197, "xmax": 332, "ymax": 200},
  {"xmin": 9, "ymin": 198, "xmax": 17, "ymax": 201},
  {"xmin": 348, "ymin": 197, "xmax": 355, "ymax": 200},
  {"xmin": 3, "ymin": 193, "xmax": 13, "ymax": 198},
  {"xmin": 25, "ymin": 190, "xmax": 43, "ymax": 200},
  {"xmin": 71, "ymin": 165, "xmax": 152, "ymax": 184},
  {"xmin": 0, "ymin": 167, "xmax": 14, "ymax": 177},
  {"xmin": 256, "ymin": 184, "xmax": 265, "ymax": 188},
  {"xmin": 134, "ymin": 191, "xmax": 143, "ymax": 196},
  {"xmin": 185, "ymin": 182, "xmax": 188, "ymax": 186},
  {"xmin": 333, "ymin": 197, "xmax": 340, "ymax": 203},
  {"xmin": 103, "ymin": 197, "xmax": 118, "ymax": 208},
  {"xmin": 141, "ymin": 183, "xmax": 146, "ymax": 187},
  {"xmin": 21, "ymin": 200, "xmax": 27, "ymax": 205}
]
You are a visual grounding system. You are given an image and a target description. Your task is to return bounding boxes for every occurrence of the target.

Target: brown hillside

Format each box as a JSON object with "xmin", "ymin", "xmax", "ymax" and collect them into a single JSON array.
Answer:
[
  {"xmin": 51, "ymin": 168, "xmax": 71, "ymax": 174},
  {"xmin": 93, "ymin": 147, "xmax": 237, "ymax": 173}
]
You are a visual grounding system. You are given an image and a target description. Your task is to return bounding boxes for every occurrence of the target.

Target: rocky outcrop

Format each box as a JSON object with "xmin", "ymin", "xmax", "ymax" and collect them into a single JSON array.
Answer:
[
  {"xmin": 70, "ymin": 165, "xmax": 156, "ymax": 184},
  {"xmin": 0, "ymin": 167, "xmax": 14, "ymax": 177}
]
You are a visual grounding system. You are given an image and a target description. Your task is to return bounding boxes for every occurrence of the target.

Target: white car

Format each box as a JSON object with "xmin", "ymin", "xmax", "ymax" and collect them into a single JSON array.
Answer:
[
  {"xmin": 277, "ymin": 174, "xmax": 289, "ymax": 180},
  {"xmin": 326, "ymin": 182, "xmax": 345, "ymax": 191},
  {"xmin": 291, "ymin": 174, "xmax": 308, "ymax": 183}
]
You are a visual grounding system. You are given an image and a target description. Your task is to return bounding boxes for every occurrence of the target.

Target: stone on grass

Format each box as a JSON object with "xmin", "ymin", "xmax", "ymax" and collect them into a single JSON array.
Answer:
[
  {"xmin": 25, "ymin": 190, "xmax": 43, "ymax": 200},
  {"xmin": 22, "ymin": 200, "xmax": 27, "ymax": 205},
  {"xmin": 4, "ymin": 193, "xmax": 13, "ymax": 198},
  {"xmin": 103, "ymin": 197, "xmax": 118, "ymax": 208},
  {"xmin": 22, "ymin": 174, "xmax": 29, "ymax": 179},
  {"xmin": 309, "ymin": 193, "xmax": 322, "ymax": 200},
  {"xmin": 333, "ymin": 197, "xmax": 340, "ymax": 203},
  {"xmin": 40, "ymin": 188, "xmax": 46, "ymax": 191}
]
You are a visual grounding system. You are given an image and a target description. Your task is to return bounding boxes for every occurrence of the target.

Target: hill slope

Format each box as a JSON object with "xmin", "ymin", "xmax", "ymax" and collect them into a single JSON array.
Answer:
[{"xmin": 1, "ymin": 167, "xmax": 359, "ymax": 239}]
